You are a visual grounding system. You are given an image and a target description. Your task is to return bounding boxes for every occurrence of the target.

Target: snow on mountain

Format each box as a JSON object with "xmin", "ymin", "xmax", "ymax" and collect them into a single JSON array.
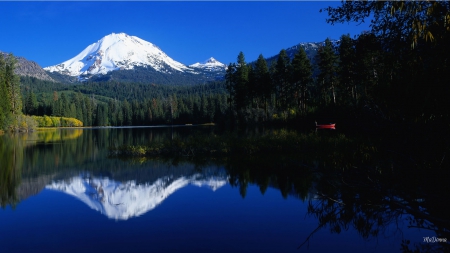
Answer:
[
  {"xmin": 44, "ymin": 33, "xmax": 195, "ymax": 77},
  {"xmin": 189, "ymin": 57, "xmax": 226, "ymax": 71},
  {"xmin": 46, "ymin": 173, "xmax": 228, "ymax": 220},
  {"xmin": 283, "ymin": 40, "xmax": 339, "ymax": 59},
  {"xmin": 263, "ymin": 40, "xmax": 339, "ymax": 68}
]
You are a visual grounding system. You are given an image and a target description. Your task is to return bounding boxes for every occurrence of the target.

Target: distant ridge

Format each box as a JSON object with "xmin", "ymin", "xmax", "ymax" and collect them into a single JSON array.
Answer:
[
  {"xmin": 263, "ymin": 40, "xmax": 339, "ymax": 65},
  {"xmin": 189, "ymin": 57, "xmax": 226, "ymax": 71},
  {"xmin": 1, "ymin": 51, "xmax": 55, "ymax": 82}
]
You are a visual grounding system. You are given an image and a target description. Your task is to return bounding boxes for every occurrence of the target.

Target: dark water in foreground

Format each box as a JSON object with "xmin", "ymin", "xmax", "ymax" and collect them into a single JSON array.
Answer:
[{"xmin": 0, "ymin": 126, "xmax": 448, "ymax": 252}]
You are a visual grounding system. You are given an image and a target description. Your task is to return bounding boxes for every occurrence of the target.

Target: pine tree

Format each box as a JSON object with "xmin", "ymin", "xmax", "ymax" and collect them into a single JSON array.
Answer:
[
  {"xmin": 254, "ymin": 54, "xmax": 272, "ymax": 118},
  {"xmin": 52, "ymin": 91, "xmax": 60, "ymax": 116},
  {"xmin": 234, "ymin": 52, "xmax": 249, "ymax": 112},
  {"xmin": 171, "ymin": 94, "xmax": 178, "ymax": 120},
  {"xmin": 274, "ymin": 49, "xmax": 291, "ymax": 111},
  {"xmin": 354, "ymin": 33, "xmax": 381, "ymax": 103},
  {"xmin": 247, "ymin": 65, "xmax": 256, "ymax": 108},
  {"xmin": 200, "ymin": 94, "xmax": 208, "ymax": 122},
  {"xmin": 122, "ymin": 99, "xmax": 132, "ymax": 126},
  {"xmin": 338, "ymin": 34, "xmax": 356, "ymax": 106},
  {"xmin": 206, "ymin": 95, "xmax": 215, "ymax": 122},
  {"xmin": 318, "ymin": 38, "xmax": 339, "ymax": 105},
  {"xmin": 291, "ymin": 47, "xmax": 313, "ymax": 114},
  {"xmin": 117, "ymin": 107, "xmax": 124, "ymax": 126},
  {"xmin": 4, "ymin": 54, "xmax": 22, "ymax": 115},
  {"xmin": 0, "ymin": 54, "xmax": 10, "ymax": 127},
  {"xmin": 96, "ymin": 104, "xmax": 109, "ymax": 126},
  {"xmin": 60, "ymin": 93, "xmax": 69, "ymax": 117},
  {"xmin": 84, "ymin": 96, "xmax": 93, "ymax": 126},
  {"xmin": 132, "ymin": 100, "xmax": 140, "ymax": 124},
  {"xmin": 108, "ymin": 99, "xmax": 118, "ymax": 126},
  {"xmin": 24, "ymin": 90, "xmax": 38, "ymax": 115},
  {"xmin": 225, "ymin": 63, "xmax": 236, "ymax": 112},
  {"xmin": 72, "ymin": 92, "xmax": 83, "ymax": 121}
]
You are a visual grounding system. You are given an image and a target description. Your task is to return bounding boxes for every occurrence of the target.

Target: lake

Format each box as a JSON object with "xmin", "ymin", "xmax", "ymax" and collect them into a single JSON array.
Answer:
[{"xmin": 0, "ymin": 126, "xmax": 448, "ymax": 252}]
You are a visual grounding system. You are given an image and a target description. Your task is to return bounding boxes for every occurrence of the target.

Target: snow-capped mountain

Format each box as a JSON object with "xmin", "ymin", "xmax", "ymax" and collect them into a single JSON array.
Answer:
[
  {"xmin": 44, "ymin": 33, "xmax": 196, "ymax": 77},
  {"xmin": 189, "ymin": 57, "xmax": 226, "ymax": 71},
  {"xmin": 46, "ymin": 173, "xmax": 228, "ymax": 220}
]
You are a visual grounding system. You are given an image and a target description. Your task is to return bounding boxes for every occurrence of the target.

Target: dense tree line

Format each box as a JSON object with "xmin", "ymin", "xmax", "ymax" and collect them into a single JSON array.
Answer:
[
  {"xmin": 0, "ymin": 53, "xmax": 36, "ymax": 132},
  {"xmin": 15, "ymin": 1, "xmax": 450, "ymax": 128},
  {"xmin": 226, "ymin": 46, "xmax": 316, "ymax": 124},
  {"xmin": 22, "ymin": 80, "xmax": 229, "ymax": 127},
  {"xmin": 0, "ymin": 54, "xmax": 21, "ymax": 127},
  {"xmin": 323, "ymin": 1, "xmax": 450, "ymax": 125},
  {"xmin": 23, "ymin": 20, "xmax": 449, "ymax": 129},
  {"xmin": 225, "ymin": 1, "xmax": 450, "ymax": 127}
]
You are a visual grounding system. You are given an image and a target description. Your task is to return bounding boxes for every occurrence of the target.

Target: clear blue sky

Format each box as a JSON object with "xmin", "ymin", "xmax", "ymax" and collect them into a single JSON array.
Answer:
[{"xmin": 0, "ymin": 1, "xmax": 370, "ymax": 68}]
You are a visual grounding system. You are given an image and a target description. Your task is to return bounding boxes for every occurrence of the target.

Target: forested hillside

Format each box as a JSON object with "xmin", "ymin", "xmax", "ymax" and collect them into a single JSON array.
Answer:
[
  {"xmin": 4, "ymin": 1, "xmax": 450, "ymax": 131},
  {"xmin": 20, "ymin": 77, "xmax": 229, "ymax": 126},
  {"xmin": 224, "ymin": 1, "xmax": 450, "ymax": 128}
]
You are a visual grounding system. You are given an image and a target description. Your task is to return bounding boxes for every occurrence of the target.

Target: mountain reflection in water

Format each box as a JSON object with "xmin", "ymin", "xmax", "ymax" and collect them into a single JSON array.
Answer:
[
  {"xmin": 46, "ymin": 173, "xmax": 228, "ymax": 220},
  {"xmin": 0, "ymin": 127, "xmax": 449, "ymax": 252}
]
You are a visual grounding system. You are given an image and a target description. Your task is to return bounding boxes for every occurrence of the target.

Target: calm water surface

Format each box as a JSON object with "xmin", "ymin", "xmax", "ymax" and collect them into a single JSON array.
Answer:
[{"xmin": 0, "ymin": 127, "xmax": 447, "ymax": 252}]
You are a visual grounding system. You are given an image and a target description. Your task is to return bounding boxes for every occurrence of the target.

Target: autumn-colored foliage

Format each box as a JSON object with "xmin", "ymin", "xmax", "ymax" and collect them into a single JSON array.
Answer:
[{"xmin": 32, "ymin": 115, "xmax": 83, "ymax": 127}]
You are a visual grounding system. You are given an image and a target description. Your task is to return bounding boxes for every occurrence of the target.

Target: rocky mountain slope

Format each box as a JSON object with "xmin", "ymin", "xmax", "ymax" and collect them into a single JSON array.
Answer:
[{"xmin": 1, "ymin": 52, "xmax": 55, "ymax": 82}]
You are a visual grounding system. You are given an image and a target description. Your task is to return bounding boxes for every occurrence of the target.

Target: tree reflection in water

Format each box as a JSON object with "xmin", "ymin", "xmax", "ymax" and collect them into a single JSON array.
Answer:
[
  {"xmin": 1, "ymin": 127, "xmax": 449, "ymax": 252},
  {"xmin": 221, "ymin": 130, "xmax": 449, "ymax": 252},
  {"xmin": 0, "ymin": 134, "xmax": 23, "ymax": 209},
  {"xmin": 304, "ymin": 164, "xmax": 449, "ymax": 252}
]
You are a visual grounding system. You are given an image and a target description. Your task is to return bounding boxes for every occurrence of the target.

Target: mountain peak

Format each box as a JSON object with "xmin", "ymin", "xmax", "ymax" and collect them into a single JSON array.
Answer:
[
  {"xmin": 189, "ymin": 57, "xmax": 226, "ymax": 71},
  {"xmin": 101, "ymin": 32, "xmax": 132, "ymax": 42},
  {"xmin": 205, "ymin": 57, "xmax": 218, "ymax": 63},
  {"xmin": 44, "ymin": 33, "xmax": 192, "ymax": 77},
  {"xmin": 109, "ymin": 32, "xmax": 128, "ymax": 36}
]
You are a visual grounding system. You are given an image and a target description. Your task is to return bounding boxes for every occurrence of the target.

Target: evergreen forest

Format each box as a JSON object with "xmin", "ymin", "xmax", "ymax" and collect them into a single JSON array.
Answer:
[{"xmin": 1, "ymin": 1, "xmax": 450, "ymax": 132}]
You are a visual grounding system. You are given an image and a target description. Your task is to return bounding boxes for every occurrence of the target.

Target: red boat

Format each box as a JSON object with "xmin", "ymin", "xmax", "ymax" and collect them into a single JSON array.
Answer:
[{"xmin": 315, "ymin": 122, "xmax": 336, "ymax": 129}]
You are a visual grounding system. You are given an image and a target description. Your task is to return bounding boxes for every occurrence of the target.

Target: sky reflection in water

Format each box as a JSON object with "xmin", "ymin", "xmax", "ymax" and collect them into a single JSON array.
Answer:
[{"xmin": 0, "ymin": 127, "xmax": 446, "ymax": 252}]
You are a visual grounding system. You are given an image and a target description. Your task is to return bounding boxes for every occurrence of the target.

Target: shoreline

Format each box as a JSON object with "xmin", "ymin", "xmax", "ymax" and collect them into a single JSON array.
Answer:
[{"xmin": 36, "ymin": 123, "xmax": 215, "ymax": 131}]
